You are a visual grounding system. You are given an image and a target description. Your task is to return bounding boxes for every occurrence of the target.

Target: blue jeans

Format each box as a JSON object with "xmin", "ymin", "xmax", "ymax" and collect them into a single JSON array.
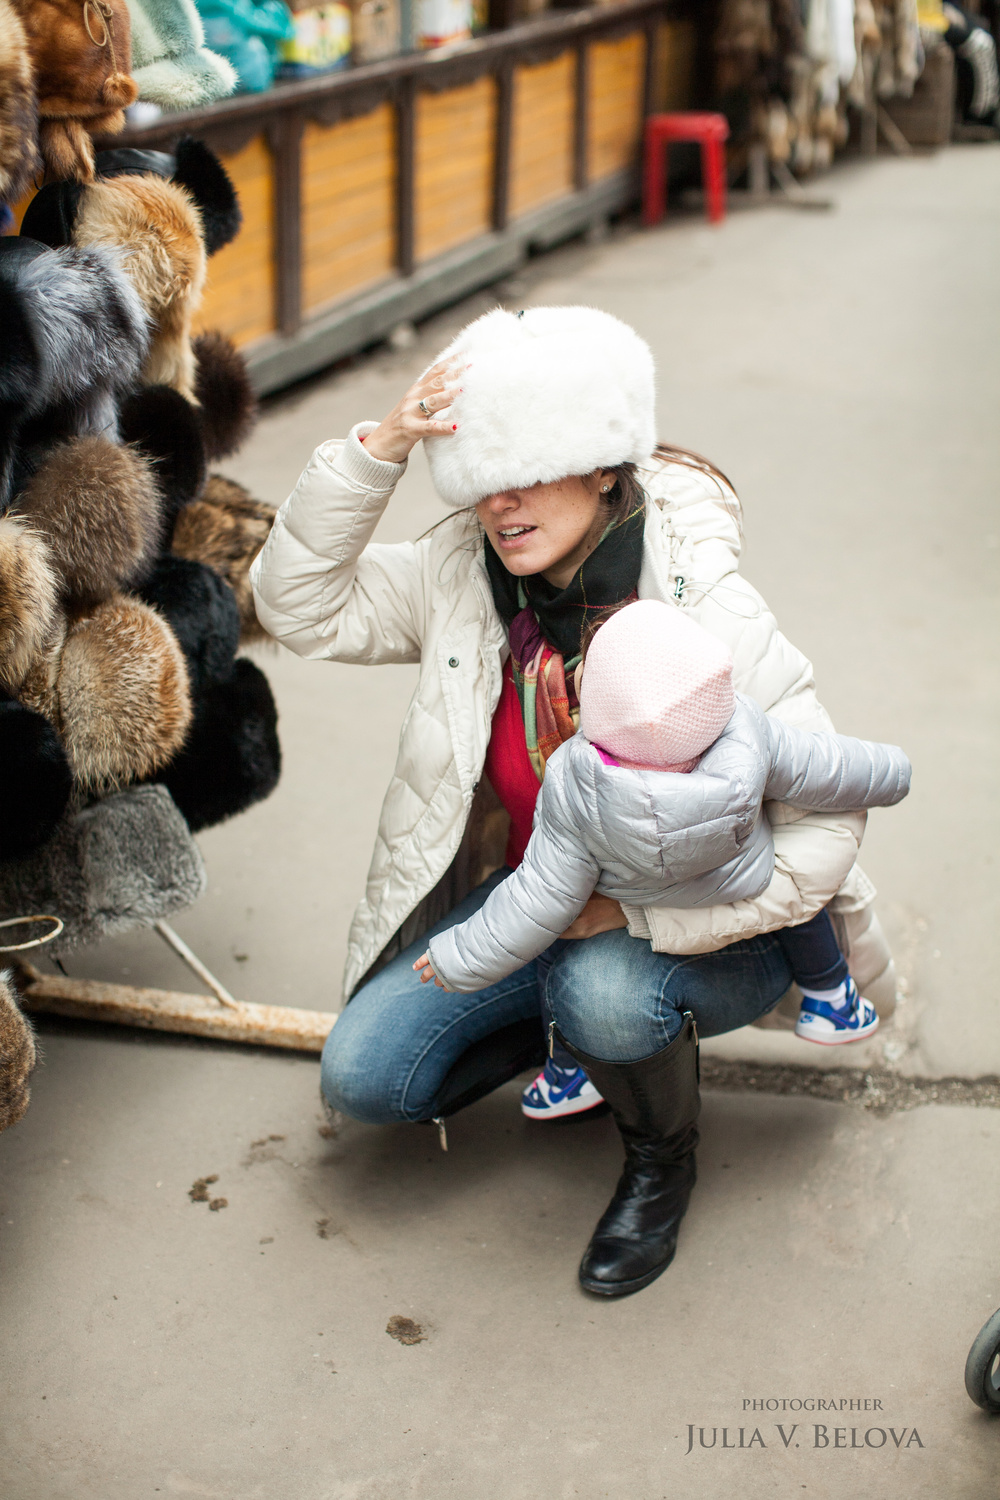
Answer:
[{"xmin": 321, "ymin": 869, "xmax": 794, "ymax": 1125}]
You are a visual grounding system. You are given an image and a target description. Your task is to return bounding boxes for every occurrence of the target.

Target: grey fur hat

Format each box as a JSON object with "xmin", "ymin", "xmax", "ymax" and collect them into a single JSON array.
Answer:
[
  {"xmin": 0, "ymin": 236, "xmax": 149, "ymax": 506},
  {"xmin": 0, "ymin": 784, "xmax": 206, "ymax": 955}
]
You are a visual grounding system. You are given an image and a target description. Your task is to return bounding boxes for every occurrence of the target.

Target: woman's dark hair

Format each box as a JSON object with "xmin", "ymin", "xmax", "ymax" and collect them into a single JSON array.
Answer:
[{"xmin": 603, "ymin": 445, "xmax": 736, "ymax": 511}]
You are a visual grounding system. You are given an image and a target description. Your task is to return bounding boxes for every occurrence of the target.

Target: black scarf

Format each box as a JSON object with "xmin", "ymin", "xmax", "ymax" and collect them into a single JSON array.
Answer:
[{"xmin": 483, "ymin": 497, "xmax": 646, "ymax": 660}]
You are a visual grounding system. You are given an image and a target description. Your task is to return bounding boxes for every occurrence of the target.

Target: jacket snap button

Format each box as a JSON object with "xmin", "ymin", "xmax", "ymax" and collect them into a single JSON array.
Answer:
[{"xmin": 448, "ymin": 657, "xmax": 459, "ymax": 668}]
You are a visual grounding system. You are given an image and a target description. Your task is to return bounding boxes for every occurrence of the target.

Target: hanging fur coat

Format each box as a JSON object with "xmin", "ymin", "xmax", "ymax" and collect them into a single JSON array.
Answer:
[{"xmin": 10, "ymin": 0, "xmax": 138, "ymax": 181}]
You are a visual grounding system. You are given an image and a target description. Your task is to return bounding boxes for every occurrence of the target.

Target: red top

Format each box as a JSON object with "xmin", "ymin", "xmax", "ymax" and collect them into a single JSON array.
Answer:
[{"xmin": 484, "ymin": 657, "xmax": 541, "ymax": 868}]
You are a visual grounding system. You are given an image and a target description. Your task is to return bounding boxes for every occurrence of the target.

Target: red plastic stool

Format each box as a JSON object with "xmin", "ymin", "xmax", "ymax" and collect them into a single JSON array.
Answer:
[{"xmin": 642, "ymin": 112, "xmax": 730, "ymax": 228}]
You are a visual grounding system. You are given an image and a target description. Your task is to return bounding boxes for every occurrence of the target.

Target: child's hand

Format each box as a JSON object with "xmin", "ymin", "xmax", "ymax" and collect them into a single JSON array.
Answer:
[{"xmin": 413, "ymin": 952, "xmax": 447, "ymax": 988}]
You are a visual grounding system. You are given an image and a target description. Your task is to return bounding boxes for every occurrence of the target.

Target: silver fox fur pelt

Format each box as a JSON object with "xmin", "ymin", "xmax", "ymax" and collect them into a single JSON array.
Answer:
[{"xmin": 0, "ymin": 784, "xmax": 206, "ymax": 954}]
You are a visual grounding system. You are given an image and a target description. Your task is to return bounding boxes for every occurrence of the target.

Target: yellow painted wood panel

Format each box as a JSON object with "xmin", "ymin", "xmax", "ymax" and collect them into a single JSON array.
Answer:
[
  {"xmin": 415, "ymin": 77, "xmax": 496, "ymax": 262},
  {"xmin": 650, "ymin": 17, "xmax": 697, "ymax": 112},
  {"xmin": 588, "ymin": 31, "xmax": 646, "ymax": 181},
  {"xmin": 509, "ymin": 52, "xmax": 575, "ymax": 220},
  {"xmin": 301, "ymin": 106, "xmax": 396, "ymax": 315},
  {"xmin": 195, "ymin": 136, "xmax": 276, "ymax": 347}
]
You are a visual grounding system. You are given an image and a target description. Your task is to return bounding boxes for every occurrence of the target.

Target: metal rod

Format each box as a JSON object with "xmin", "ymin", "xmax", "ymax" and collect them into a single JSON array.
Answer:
[{"xmin": 153, "ymin": 921, "xmax": 242, "ymax": 1010}]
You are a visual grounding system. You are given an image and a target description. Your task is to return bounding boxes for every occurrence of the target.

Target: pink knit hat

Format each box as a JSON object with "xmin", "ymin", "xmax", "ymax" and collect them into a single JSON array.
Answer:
[{"xmin": 579, "ymin": 600, "xmax": 735, "ymax": 772}]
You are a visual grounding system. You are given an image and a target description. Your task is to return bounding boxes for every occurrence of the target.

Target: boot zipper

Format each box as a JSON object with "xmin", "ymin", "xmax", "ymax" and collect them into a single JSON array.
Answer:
[
  {"xmin": 684, "ymin": 1010, "xmax": 700, "ymax": 1083},
  {"xmin": 431, "ymin": 1116, "xmax": 448, "ymax": 1152}
]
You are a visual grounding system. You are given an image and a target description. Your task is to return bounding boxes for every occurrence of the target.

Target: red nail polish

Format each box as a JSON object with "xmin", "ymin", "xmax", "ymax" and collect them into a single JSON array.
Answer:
[{"xmin": 452, "ymin": 424, "xmax": 458, "ymax": 431}]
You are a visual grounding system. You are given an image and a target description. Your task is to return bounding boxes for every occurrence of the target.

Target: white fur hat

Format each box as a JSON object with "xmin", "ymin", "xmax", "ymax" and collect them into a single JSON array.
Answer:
[{"xmin": 423, "ymin": 305, "xmax": 656, "ymax": 508}]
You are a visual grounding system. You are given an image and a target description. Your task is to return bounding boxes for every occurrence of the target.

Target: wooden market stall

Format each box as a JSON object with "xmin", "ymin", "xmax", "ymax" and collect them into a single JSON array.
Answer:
[{"xmin": 75, "ymin": 0, "xmax": 696, "ymax": 393}]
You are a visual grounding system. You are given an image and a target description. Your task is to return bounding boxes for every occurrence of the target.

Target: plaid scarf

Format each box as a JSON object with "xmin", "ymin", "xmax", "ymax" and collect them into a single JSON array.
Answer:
[{"xmin": 485, "ymin": 498, "xmax": 646, "ymax": 781}]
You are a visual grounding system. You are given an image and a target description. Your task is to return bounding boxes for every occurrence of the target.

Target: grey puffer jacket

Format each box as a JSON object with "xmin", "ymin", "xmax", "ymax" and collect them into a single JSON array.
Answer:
[{"xmin": 426, "ymin": 696, "xmax": 911, "ymax": 993}]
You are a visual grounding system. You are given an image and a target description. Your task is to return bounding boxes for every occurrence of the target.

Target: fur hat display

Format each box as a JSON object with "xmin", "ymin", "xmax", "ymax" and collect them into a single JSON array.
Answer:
[
  {"xmin": 0, "ymin": 112, "xmax": 280, "ymax": 959},
  {"xmin": 0, "ymin": 695, "xmax": 72, "ymax": 858},
  {"xmin": 21, "ymin": 594, "xmax": 192, "ymax": 790},
  {"xmin": 11, "ymin": 0, "xmax": 138, "ymax": 182},
  {"xmin": 0, "ymin": 971, "xmax": 36, "ymax": 1133},
  {"xmin": 0, "ymin": 516, "xmax": 59, "ymax": 690},
  {"xmin": 171, "ymin": 473, "xmax": 274, "ymax": 643},
  {"xmin": 21, "ymin": 171, "xmax": 207, "ymax": 400},
  {"xmin": 138, "ymin": 553, "xmax": 240, "ymax": 690},
  {"xmin": 580, "ymin": 600, "xmax": 736, "ymax": 773},
  {"xmin": 0, "ymin": 235, "xmax": 149, "ymax": 504},
  {"xmin": 0, "ymin": 783, "xmax": 207, "ymax": 952},
  {"xmin": 423, "ymin": 306, "xmax": 657, "ymax": 509},
  {"xmin": 126, "ymin": 0, "xmax": 236, "ymax": 111},
  {"xmin": 14, "ymin": 434, "xmax": 162, "ymax": 605},
  {"xmin": 154, "ymin": 656, "xmax": 279, "ymax": 832},
  {"xmin": 0, "ymin": 0, "xmax": 41, "ymax": 206}
]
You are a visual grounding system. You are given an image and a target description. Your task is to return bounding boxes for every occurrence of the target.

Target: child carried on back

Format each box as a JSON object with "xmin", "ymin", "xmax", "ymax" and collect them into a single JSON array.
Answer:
[{"xmin": 415, "ymin": 599, "xmax": 911, "ymax": 1057}]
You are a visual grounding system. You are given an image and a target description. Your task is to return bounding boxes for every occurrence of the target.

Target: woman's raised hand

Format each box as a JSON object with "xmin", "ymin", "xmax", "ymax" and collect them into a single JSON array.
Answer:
[{"xmin": 362, "ymin": 358, "xmax": 462, "ymax": 463}]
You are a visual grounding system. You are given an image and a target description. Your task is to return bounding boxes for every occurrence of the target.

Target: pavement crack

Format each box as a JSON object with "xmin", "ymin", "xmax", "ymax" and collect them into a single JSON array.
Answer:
[{"xmin": 701, "ymin": 1059, "xmax": 1000, "ymax": 1115}]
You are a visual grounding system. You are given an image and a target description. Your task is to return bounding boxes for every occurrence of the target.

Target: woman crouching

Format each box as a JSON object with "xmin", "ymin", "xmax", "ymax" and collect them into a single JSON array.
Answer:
[{"xmin": 250, "ymin": 306, "xmax": 891, "ymax": 1298}]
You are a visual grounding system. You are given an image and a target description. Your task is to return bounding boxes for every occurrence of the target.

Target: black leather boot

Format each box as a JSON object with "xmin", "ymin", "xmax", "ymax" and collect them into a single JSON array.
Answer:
[{"xmin": 559, "ymin": 1013, "xmax": 700, "ymax": 1298}]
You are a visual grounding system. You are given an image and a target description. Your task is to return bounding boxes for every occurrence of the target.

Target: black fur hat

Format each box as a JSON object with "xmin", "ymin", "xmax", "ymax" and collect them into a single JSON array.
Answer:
[
  {"xmin": 154, "ymin": 658, "xmax": 280, "ymax": 833},
  {"xmin": 0, "ymin": 237, "xmax": 149, "ymax": 507},
  {"xmin": 119, "ymin": 384, "xmax": 208, "ymax": 532},
  {"xmin": 0, "ymin": 696, "xmax": 73, "ymax": 862},
  {"xmin": 21, "ymin": 136, "xmax": 241, "ymax": 258},
  {"xmin": 137, "ymin": 554, "xmax": 240, "ymax": 692}
]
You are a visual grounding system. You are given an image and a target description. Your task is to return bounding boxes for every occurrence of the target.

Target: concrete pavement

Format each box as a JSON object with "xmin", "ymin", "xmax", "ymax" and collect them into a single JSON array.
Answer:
[{"xmin": 1, "ymin": 143, "xmax": 999, "ymax": 1497}]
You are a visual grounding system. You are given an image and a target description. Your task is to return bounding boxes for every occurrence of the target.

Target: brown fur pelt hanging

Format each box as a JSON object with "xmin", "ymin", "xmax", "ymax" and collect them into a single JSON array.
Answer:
[
  {"xmin": 171, "ymin": 474, "xmax": 275, "ymax": 644},
  {"xmin": 0, "ymin": 0, "xmax": 41, "ymax": 204},
  {"xmin": 72, "ymin": 175, "xmax": 206, "ymax": 399},
  {"xmin": 192, "ymin": 331, "xmax": 258, "ymax": 461},
  {"xmin": 14, "ymin": 435, "xmax": 162, "ymax": 606},
  {"xmin": 0, "ymin": 516, "xmax": 60, "ymax": 691},
  {"xmin": 715, "ymin": 0, "xmax": 806, "ymax": 98},
  {"xmin": 11, "ymin": 0, "xmax": 138, "ymax": 182},
  {"xmin": 0, "ymin": 970, "xmax": 36, "ymax": 1133},
  {"xmin": 21, "ymin": 594, "xmax": 192, "ymax": 790}
]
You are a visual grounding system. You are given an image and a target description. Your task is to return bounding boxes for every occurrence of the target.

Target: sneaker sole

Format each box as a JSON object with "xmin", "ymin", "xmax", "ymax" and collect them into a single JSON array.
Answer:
[
  {"xmin": 521, "ymin": 1095, "xmax": 607, "ymax": 1121},
  {"xmin": 795, "ymin": 1017, "xmax": 880, "ymax": 1046}
]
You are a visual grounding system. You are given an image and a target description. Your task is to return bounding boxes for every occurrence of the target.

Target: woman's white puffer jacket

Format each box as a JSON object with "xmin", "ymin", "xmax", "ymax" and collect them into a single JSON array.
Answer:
[{"xmin": 251, "ymin": 426, "xmax": 883, "ymax": 1004}]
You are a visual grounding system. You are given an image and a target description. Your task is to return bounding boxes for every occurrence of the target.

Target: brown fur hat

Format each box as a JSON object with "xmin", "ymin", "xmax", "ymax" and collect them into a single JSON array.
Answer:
[
  {"xmin": 72, "ymin": 174, "xmax": 206, "ymax": 398},
  {"xmin": 0, "ymin": 0, "xmax": 41, "ymax": 204},
  {"xmin": 0, "ymin": 971, "xmax": 35, "ymax": 1133},
  {"xmin": 0, "ymin": 516, "xmax": 59, "ymax": 690},
  {"xmin": 14, "ymin": 434, "xmax": 162, "ymax": 605},
  {"xmin": 44, "ymin": 595, "xmax": 191, "ymax": 790},
  {"xmin": 171, "ymin": 473, "xmax": 275, "ymax": 644},
  {"xmin": 11, "ymin": 0, "xmax": 138, "ymax": 182},
  {"xmin": 192, "ymin": 331, "xmax": 257, "ymax": 460}
]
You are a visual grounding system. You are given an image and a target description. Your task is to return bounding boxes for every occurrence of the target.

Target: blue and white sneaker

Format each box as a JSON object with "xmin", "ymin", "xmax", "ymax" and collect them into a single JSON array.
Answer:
[
  {"xmin": 794, "ymin": 978, "xmax": 880, "ymax": 1046},
  {"xmin": 521, "ymin": 1058, "xmax": 605, "ymax": 1119}
]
